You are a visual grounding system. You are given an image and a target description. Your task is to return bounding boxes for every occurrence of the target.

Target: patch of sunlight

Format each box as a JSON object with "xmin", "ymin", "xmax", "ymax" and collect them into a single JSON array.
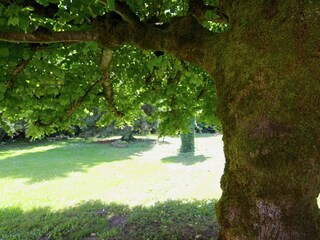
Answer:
[
  {"xmin": 0, "ymin": 135, "xmax": 225, "ymax": 211},
  {"xmin": 0, "ymin": 145, "xmax": 63, "ymax": 160}
]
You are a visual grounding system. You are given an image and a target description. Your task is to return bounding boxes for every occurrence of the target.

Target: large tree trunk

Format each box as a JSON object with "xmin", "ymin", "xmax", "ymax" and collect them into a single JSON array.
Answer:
[{"xmin": 215, "ymin": 1, "xmax": 320, "ymax": 239}]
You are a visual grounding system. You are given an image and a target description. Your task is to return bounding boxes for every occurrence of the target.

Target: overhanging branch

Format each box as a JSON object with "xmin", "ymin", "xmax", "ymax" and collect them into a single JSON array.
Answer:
[
  {"xmin": 0, "ymin": 31, "xmax": 97, "ymax": 43},
  {"xmin": 94, "ymin": 13, "xmax": 221, "ymax": 72},
  {"xmin": 0, "ymin": 1, "xmax": 224, "ymax": 73}
]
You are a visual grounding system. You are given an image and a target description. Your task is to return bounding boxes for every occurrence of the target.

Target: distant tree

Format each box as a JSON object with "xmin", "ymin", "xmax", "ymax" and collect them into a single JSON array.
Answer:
[{"xmin": 180, "ymin": 119, "xmax": 195, "ymax": 153}]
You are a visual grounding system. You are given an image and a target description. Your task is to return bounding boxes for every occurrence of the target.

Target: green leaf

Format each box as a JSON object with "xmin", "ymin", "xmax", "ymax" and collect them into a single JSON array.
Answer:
[
  {"xmin": 90, "ymin": 42, "xmax": 99, "ymax": 51},
  {"xmin": 0, "ymin": 18, "xmax": 6, "ymax": 26},
  {"xmin": 7, "ymin": 16, "xmax": 19, "ymax": 26},
  {"xmin": 35, "ymin": 0, "xmax": 50, "ymax": 7},
  {"xmin": 147, "ymin": 61, "xmax": 154, "ymax": 72},
  {"xmin": 19, "ymin": 15, "xmax": 30, "ymax": 31},
  {"xmin": 23, "ymin": 51, "xmax": 30, "ymax": 60},
  {"xmin": 184, "ymin": 71, "xmax": 191, "ymax": 77},
  {"xmin": 0, "ymin": 82, "xmax": 6, "ymax": 94},
  {"xmin": 5, "ymin": 5, "xmax": 20, "ymax": 16},
  {"xmin": 0, "ymin": 47, "xmax": 9, "ymax": 57},
  {"xmin": 108, "ymin": 0, "xmax": 116, "ymax": 11}
]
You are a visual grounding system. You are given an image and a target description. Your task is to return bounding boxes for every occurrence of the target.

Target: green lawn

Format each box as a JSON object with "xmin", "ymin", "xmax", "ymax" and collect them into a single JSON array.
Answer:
[{"xmin": 0, "ymin": 134, "xmax": 224, "ymax": 239}]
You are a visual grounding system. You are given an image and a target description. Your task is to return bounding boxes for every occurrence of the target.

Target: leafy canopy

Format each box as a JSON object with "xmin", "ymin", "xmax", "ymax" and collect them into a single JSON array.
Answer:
[{"xmin": 0, "ymin": 0, "xmax": 226, "ymax": 138}]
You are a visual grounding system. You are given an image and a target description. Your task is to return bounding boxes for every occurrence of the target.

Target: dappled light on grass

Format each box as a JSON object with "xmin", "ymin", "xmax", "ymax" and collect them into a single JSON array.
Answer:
[
  {"xmin": 0, "ymin": 144, "xmax": 63, "ymax": 160},
  {"xmin": 0, "ymin": 134, "xmax": 224, "ymax": 212},
  {"xmin": 0, "ymin": 139, "xmax": 156, "ymax": 184}
]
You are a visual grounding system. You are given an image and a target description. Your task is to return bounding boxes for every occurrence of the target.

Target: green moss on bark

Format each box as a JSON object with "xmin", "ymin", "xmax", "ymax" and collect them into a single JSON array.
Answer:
[{"xmin": 214, "ymin": 1, "xmax": 320, "ymax": 239}]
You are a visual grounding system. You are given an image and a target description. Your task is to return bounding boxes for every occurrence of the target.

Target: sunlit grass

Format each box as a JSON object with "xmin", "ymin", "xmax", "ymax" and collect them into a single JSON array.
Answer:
[
  {"xmin": 0, "ymin": 135, "xmax": 224, "ymax": 239},
  {"xmin": 0, "ymin": 135, "xmax": 225, "ymax": 211},
  {"xmin": 0, "ymin": 145, "xmax": 63, "ymax": 160}
]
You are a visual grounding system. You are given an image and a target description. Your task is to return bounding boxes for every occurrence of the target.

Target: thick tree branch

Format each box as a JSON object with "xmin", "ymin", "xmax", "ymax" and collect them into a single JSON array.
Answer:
[
  {"xmin": 0, "ymin": 31, "xmax": 96, "ymax": 43},
  {"xmin": 0, "ymin": 1, "xmax": 224, "ymax": 72},
  {"xmin": 94, "ymin": 13, "xmax": 222, "ymax": 72},
  {"xmin": 100, "ymin": 49, "xmax": 124, "ymax": 117},
  {"xmin": 92, "ymin": 1, "xmax": 225, "ymax": 71}
]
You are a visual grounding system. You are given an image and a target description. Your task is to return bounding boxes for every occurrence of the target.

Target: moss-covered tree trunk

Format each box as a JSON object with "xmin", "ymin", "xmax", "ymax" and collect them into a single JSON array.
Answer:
[
  {"xmin": 180, "ymin": 119, "xmax": 195, "ymax": 153},
  {"xmin": 214, "ymin": 1, "xmax": 320, "ymax": 239}
]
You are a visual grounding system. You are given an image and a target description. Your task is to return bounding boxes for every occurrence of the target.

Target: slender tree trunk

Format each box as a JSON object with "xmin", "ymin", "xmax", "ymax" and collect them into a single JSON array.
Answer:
[
  {"xmin": 214, "ymin": 1, "xmax": 320, "ymax": 239},
  {"xmin": 180, "ymin": 119, "xmax": 195, "ymax": 153}
]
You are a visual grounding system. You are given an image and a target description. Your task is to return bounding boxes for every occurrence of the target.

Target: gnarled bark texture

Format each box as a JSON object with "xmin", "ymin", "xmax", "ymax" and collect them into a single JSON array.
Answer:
[{"xmin": 214, "ymin": 1, "xmax": 320, "ymax": 239}]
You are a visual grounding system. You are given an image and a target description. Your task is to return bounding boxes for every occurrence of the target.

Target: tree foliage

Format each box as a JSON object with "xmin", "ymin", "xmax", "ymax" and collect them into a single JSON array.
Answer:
[{"xmin": 0, "ymin": 0, "xmax": 222, "ymax": 138}]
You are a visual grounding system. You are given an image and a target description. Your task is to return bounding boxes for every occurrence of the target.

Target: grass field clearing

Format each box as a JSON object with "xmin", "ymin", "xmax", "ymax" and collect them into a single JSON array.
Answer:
[
  {"xmin": 0, "ymin": 134, "xmax": 224, "ymax": 211},
  {"xmin": 0, "ymin": 134, "xmax": 224, "ymax": 239}
]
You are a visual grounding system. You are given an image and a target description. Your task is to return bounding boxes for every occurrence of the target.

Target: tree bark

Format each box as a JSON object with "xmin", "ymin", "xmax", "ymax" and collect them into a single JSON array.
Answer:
[
  {"xmin": 120, "ymin": 125, "xmax": 135, "ymax": 142},
  {"xmin": 215, "ymin": 1, "xmax": 320, "ymax": 239},
  {"xmin": 180, "ymin": 119, "xmax": 195, "ymax": 153}
]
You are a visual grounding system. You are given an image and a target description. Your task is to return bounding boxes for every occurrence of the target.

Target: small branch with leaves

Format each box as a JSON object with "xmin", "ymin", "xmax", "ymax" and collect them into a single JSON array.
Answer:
[
  {"xmin": 7, "ymin": 58, "xmax": 32, "ymax": 88},
  {"xmin": 5, "ymin": 44, "xmax": 48, "ymax": 95},
  {"xmin": 60, "ymin": 78, "xmax": 104, "ymax": 122}
]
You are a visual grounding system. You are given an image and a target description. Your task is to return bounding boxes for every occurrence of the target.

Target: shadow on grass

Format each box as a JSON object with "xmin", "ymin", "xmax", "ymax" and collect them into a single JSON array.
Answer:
[
  {"xmin": 161, "ymin": 153, "xmax": 208, "ymax": 165},
  {"xmin": 0, "ymin": 139, "xmax": 156, "ymax": 184},
  {"xmin": 0, "ymin": 199, "xmax": 219, "ymax": 240},
  {"xmin": 194, "ymin": 133, "xmax": 218, "ymax": 138}
]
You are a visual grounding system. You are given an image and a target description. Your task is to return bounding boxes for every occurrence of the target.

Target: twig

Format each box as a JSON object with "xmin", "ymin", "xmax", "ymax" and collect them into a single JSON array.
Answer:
[{"xmin": 60, "ymin": 78, "xmax": 104, "ymax": 122}]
